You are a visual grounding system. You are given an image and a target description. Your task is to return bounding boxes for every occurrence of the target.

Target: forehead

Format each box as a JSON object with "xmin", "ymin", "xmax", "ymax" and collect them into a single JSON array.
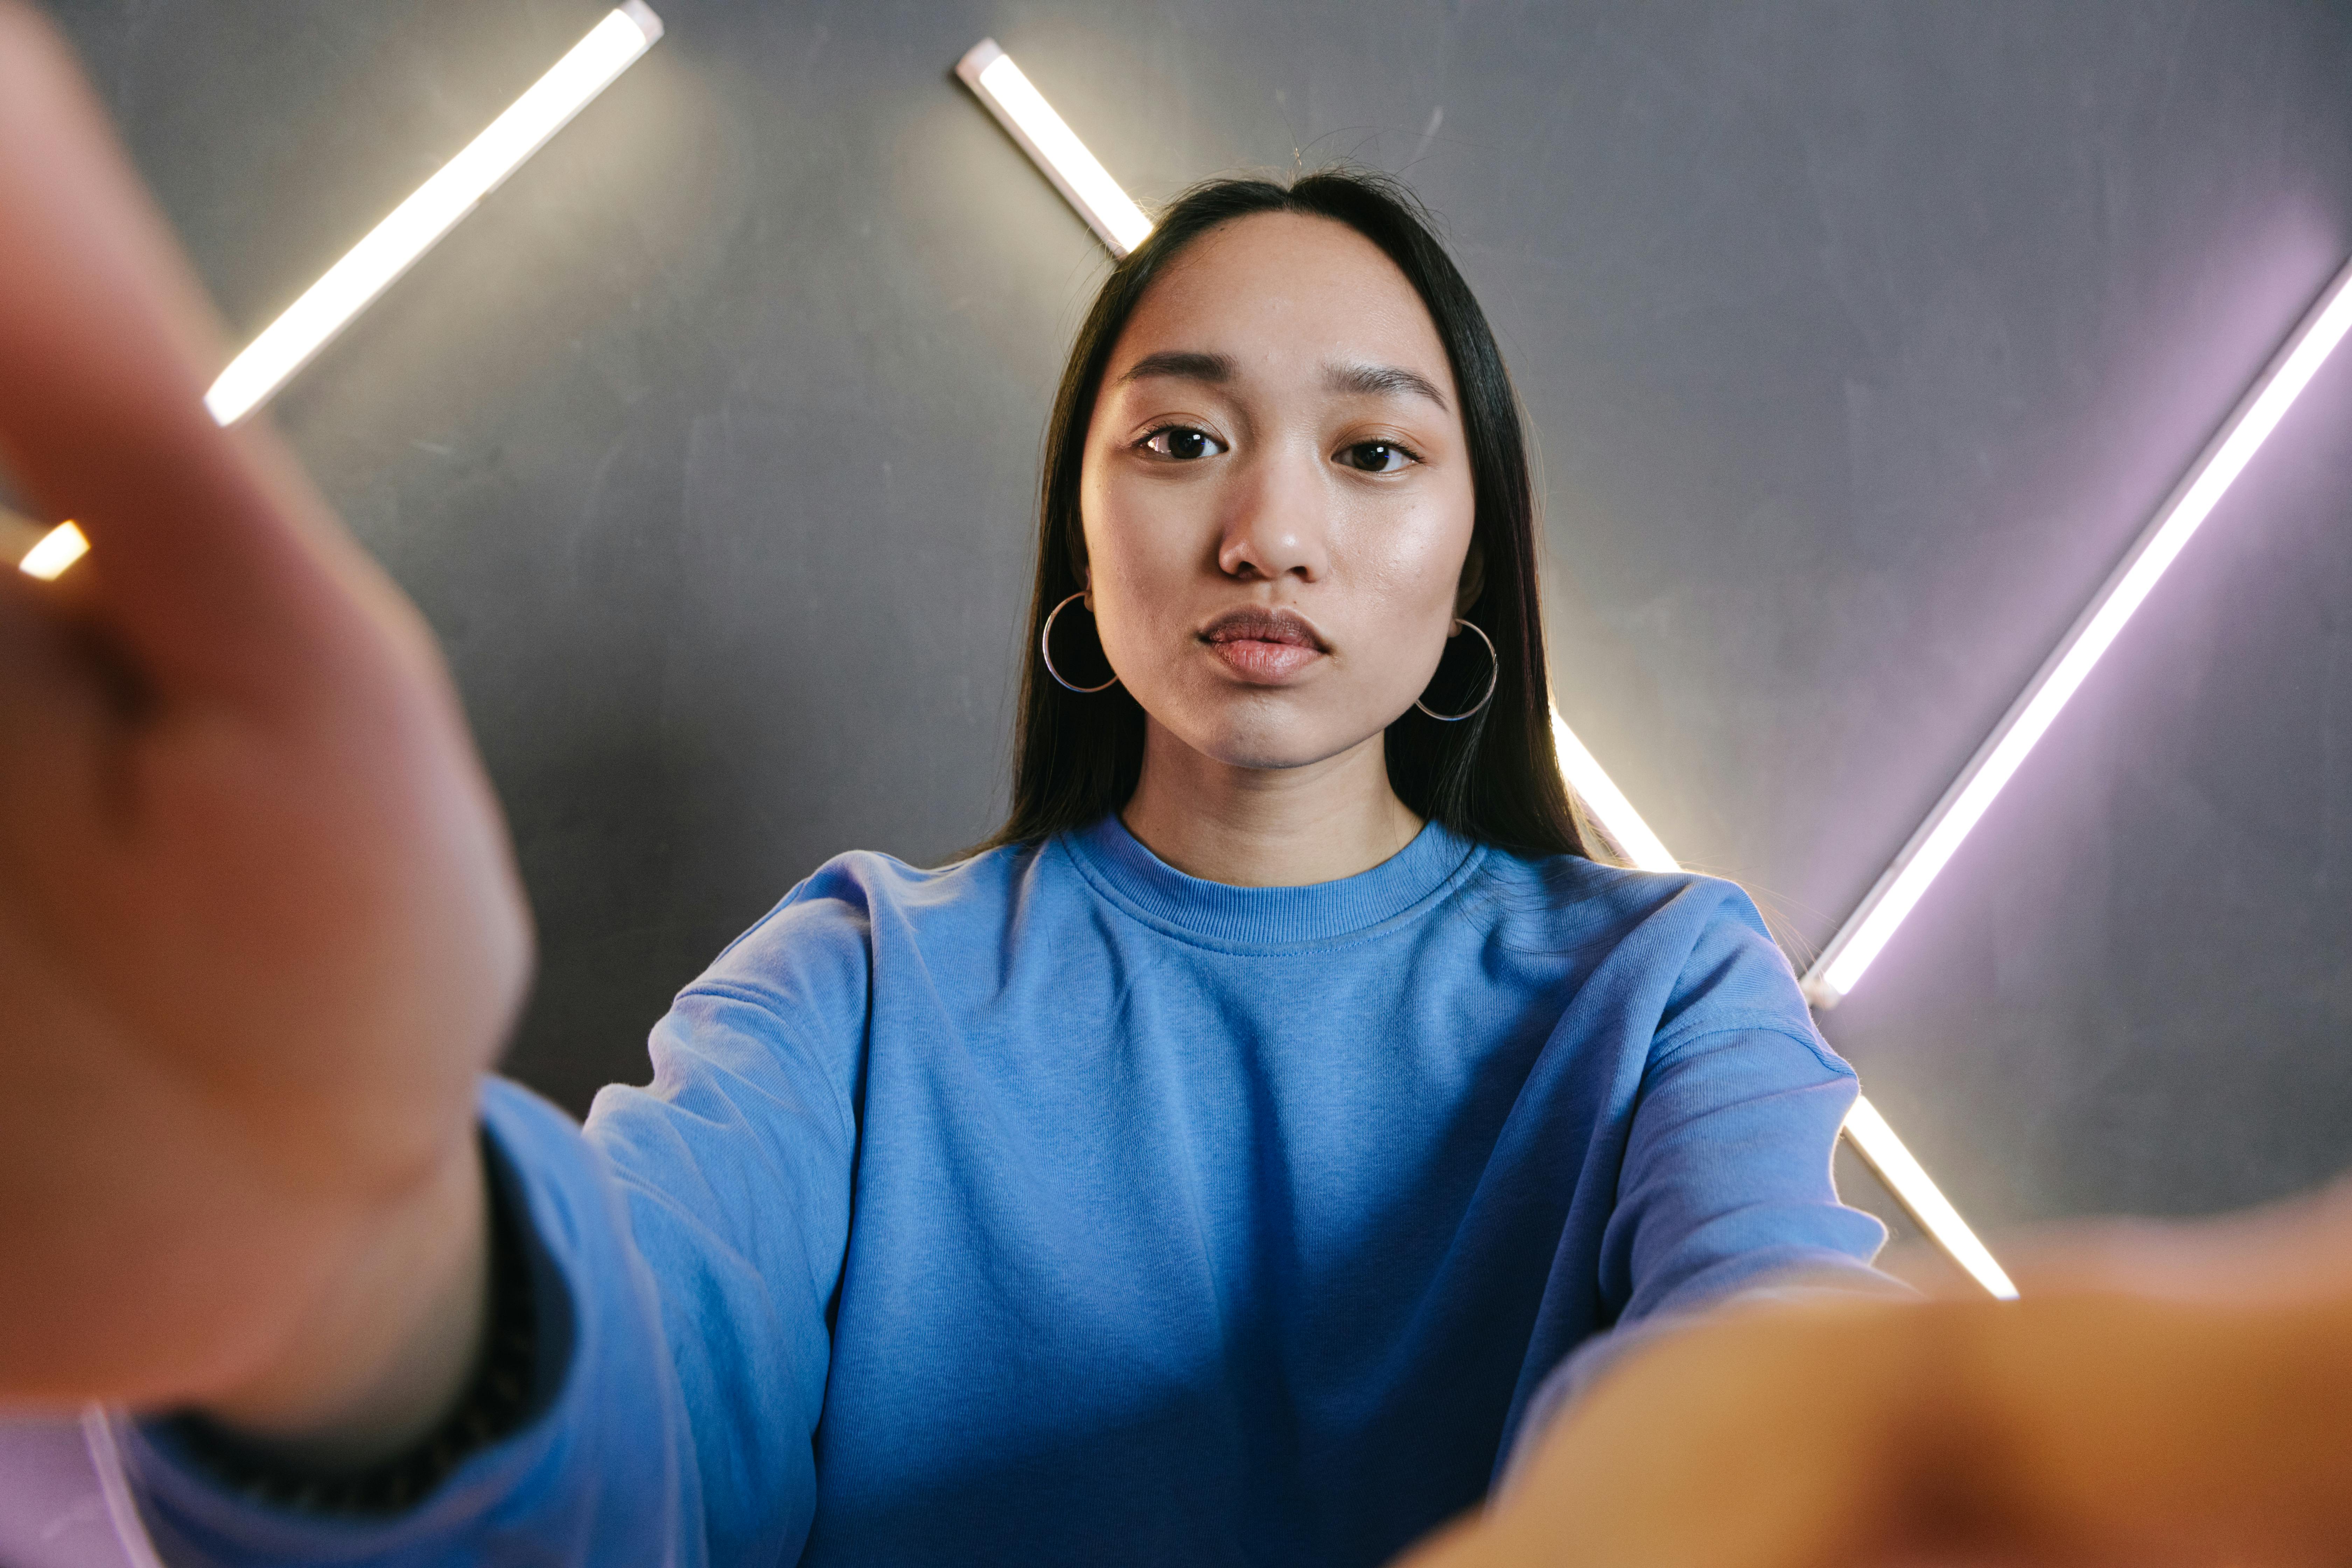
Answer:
[{"xmin": 1107, "ymin": 211, "xmax": 1454, "ymax": 393}]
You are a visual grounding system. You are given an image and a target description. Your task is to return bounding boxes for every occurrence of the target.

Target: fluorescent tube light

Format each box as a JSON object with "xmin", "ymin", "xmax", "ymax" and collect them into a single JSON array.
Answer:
[
  {"xmin": 1804, "ymin": 254, "xmax": 2352, "ymax": 1009},
  {"xmin": 204, "ymin": 2, "xmax": 665, "ymax": 426},
  {"xmin": 1551, "ymin": 710, "xmax": 1679, "ymax": 872},
  {"xmin": 1843, "ymin": 1096, "xmax": 2018, "ymax": 1298},
  {"xmin": 17, "ymin": 521, "xmax": 90, "ymax": 581},
  {"xmin": 955, "ymin": 40, "xmax": 1153, "ymax": 258}
]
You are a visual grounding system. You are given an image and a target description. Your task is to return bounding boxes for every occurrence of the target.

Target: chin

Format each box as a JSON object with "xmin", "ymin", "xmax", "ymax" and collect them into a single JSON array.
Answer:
[{"xmin": 1175, "ymin": 699, "xmax": 1382, "ymax": 773}]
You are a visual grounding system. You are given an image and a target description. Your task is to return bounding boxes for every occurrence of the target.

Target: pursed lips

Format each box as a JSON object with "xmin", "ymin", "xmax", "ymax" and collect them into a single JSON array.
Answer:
[{"xmin": 1198, "ymin": 608, "xmax": 1327, "ymax": 682}]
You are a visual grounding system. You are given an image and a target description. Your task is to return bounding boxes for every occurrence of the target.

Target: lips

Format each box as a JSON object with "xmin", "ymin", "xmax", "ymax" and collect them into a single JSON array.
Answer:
[{"xmin": 1199, "ymin": 607, "xmax": 1328, "ymax": 682}]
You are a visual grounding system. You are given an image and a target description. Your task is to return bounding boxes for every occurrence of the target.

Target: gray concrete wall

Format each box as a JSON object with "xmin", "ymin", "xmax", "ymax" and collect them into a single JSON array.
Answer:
[{"xmin": 41, "ymin": 0, "xmax": 2352, "ymax": 1238}]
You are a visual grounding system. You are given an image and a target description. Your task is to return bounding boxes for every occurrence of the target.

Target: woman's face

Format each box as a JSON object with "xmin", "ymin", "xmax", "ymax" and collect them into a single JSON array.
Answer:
[{"xmin": 1079, "ymin": 211, "xmax": 1479, "ymax": 774}]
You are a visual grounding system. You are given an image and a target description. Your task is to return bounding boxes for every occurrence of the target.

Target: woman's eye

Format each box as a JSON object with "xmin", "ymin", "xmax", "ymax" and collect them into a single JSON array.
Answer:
[
  {"xmin": 1141, "ymin": 426, "xmax": 1225, "ymax": 461},
  {"xmin": 1339, "ymin": 441, "xmax": 1416, "ymax": 474}
]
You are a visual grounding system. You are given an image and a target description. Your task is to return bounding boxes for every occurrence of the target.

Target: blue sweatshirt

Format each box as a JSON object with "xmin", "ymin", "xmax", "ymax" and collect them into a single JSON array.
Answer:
[{"xmin": 128, "ymin": 816, "xmax": 1887, "ymax": 1567}]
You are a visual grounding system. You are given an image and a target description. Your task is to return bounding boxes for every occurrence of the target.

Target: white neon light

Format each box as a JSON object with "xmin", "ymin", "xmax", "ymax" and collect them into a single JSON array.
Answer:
[
  {"xmin": 1805, "ymin": 254, "xmax": 2352, "ymax": 1008},
  {"xmin": 204, "ymin": 3, "xmax": 664, "ymax": 426},
  {"xmin": 1797, "ymin": 257, "xmax": 2352, "ymax": 1006},
  {"xmin": 1550, "ymin": 710, "xmax": 1678, "ymax": 872},
  {"xmin": 18, "ymin": 521, "xmax": 90, "ymax": 581},
  {"xmin": 1842, "ymin": 1097, "xmax": 2018, "ymax": 1298},
  {"xmin": 955, "ymin": 40, "xmax": 1154, "ymax": 258}
]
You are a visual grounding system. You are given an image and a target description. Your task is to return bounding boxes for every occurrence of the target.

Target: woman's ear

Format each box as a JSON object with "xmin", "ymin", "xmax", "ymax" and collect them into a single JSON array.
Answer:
[{"xmin": 1454, "ymin": 536, "xmax": 1486, "ymax": 621}]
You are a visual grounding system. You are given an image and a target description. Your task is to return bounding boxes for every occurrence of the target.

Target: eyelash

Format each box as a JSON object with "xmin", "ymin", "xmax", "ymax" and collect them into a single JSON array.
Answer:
[{"xmin": 1133, "ymin": 425, "xmax": 1426, "ymax": 473}]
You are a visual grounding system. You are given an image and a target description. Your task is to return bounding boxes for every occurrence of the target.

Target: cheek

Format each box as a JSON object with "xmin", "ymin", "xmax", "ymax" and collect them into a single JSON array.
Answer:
[
  {"xmin": 1344, "ymin": 490, "xmax": 1476, "ymax": 700},
  {"xmin": 1079, "ymin": 466, "xmax": 1197, "ymax": 651},
  {"xmin": 1360, "ymin": 489, "xmax": 1475, "ymax": 622}
]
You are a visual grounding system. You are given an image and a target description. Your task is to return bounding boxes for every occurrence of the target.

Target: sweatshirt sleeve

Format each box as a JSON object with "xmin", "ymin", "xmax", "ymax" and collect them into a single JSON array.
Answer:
[
  {"xmin": 125, "ymin": 883, "xmax": 871, "ymax": 1568},
  {"xmin": 1498, "ymin": 880, "xmax": 1908, "ymax": 1482},
  {"xmin": 1608, "ymin": 881, "xmax": 1898, "ymax": 1315}
]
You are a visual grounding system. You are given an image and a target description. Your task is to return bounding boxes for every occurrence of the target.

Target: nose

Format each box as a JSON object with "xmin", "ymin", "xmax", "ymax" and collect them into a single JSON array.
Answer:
[{"xmin": 1216, "ymin": 445, "xmax": 1331, "ymax": 583}]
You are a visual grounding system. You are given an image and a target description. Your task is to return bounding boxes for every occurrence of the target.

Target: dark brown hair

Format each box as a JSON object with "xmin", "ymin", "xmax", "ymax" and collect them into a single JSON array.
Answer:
[{"xmin": 983, "ymin": 169, "xmax": 1606, "ymax": 863}]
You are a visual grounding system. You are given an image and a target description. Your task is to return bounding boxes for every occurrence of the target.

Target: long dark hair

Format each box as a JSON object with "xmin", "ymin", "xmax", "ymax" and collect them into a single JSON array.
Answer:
[{"xmin": 982, "ymin": 170, "xmax": 1608, "ymax": 863}]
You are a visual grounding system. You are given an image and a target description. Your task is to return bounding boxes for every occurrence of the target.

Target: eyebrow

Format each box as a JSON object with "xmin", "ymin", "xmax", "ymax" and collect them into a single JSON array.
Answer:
[
  {"xmin": 1117, "ymin": 349, "xmax": 1236, "ymax": 386},
  {"xmin": 1324, "ymin": 360, "xmax": 1450, "ymax": 411},
  {"xmin": 1113, "ymin": 349, "xmax": 1451, "ymax": 412}
]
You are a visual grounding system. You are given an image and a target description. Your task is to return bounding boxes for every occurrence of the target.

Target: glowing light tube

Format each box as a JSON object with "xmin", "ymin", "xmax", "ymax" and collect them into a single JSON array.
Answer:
[
  {"xmin": 1551, "ymin": 710, "xmax": 1678, "ymax": 872},
  {"xmin": 17, "ymin": 520, "xmax": 90, "ymax": 580},
  {"xmin": 6, "ymin": 504, "xmax": 90, "ymax": 580},
  {"xmin": 1844, "ymin": 1097, "xmax": 2018, "ymax": 1298},
  {"xmin": 204, "ymin": 2, "xmax": 664, "ymax": 426},
  {"xmin": 1804, "ymin": 254, "xmax": 2352, "ymax": 1010},
  {"xmin": 955, "ymin": 40, "xmax": 1154, "ymax": 258}
]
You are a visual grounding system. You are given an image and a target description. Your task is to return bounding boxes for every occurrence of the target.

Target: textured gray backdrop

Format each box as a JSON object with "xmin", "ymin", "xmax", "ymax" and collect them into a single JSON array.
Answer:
[{"xmin": 39, "ymin": 0, "xmax": 2352, "ymax": 1246}]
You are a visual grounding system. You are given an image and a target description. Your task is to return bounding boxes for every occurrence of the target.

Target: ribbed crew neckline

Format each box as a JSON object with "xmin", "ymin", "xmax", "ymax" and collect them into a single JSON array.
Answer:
[{"xmin": 1060, "ymin": 812, "xmax": 1487, "ymax": 951}]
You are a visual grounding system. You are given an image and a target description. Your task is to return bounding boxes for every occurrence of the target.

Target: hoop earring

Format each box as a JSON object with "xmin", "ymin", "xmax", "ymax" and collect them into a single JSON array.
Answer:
[
  {"xmin": 1041, "ymin": 591, "xmax": 1120, "ymax": 694},
  {"xmin": 1414, "ymin": 618, "xmax": 1499, "ymax": 721}
]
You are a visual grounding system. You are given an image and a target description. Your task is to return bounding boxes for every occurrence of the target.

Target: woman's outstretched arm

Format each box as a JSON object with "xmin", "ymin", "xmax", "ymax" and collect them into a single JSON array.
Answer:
[
  {"xmin": 0, "ymin": 0, "xmax": 529, "ymax": 1460},
  {"xmin": 1399, "ymin": 1185, "xmax": 2352, "ymax": 1568}
]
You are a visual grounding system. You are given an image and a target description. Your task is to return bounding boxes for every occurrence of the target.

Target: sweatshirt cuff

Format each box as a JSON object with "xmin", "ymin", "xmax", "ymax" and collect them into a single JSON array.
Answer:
[{"xmin": 120, "ymin": 1077, "xmax": 690, "ymax": 1568}]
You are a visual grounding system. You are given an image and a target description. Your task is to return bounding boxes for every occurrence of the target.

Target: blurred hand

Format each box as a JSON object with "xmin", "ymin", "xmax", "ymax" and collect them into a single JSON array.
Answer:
[
  {"xmin": 1397, "ymin": 1185, "xmax": 2352, "ymax": 1568},
  {"xmin": 1395, "ymin": 1297, "xmax": 1925, "ymax": 1568},
  {"xmin": 0, "ymin": 0, "xmax": 529, "ymax": 1434}
]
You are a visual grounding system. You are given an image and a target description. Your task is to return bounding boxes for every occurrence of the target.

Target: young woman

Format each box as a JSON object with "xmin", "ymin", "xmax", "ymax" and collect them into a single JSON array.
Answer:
[{"xmin": 0, "ymin": 9, "xmax": 1887, "ymax": 1563}]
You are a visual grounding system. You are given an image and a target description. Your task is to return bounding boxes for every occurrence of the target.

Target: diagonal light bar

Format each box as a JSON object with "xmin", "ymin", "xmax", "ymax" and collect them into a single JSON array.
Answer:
[
  {"xmin": 5, "ymin": 502, "xmax": 89, "ymax": 581},
  {"xmin": 962, "ymin": 54, "xmax": 2013, "ymax": 1297},
  {"xmin": 1842, "ymin": 1098, "xmax": 2014, "ymax": 1296},
  {"xmin": 18, "ymin": 6, "xmax": 665, "ymax": 583},
  {"xmin": 956, "ymin": 40, "xmax": 1153, "ymax": 258},
  {"xmin": 1804, "ymin": 255, "xmax": 2352, "ymax": 1010},
  {"xmin": 1552, "ymin": 711, "xmax": 1678, "ymax": 872},
  {"xmin": 15, "ymin": 520, "xmax": 90, "ymax": 580},
  {"xmin": 205, "ymin": 2, "xmax": 664, "ymax": 426}
]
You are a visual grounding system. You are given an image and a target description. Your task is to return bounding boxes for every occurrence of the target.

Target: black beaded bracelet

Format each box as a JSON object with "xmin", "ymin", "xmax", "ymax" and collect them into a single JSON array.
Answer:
[{"xmin": 167, "ymin": 1138, "xmax": 542, "ymax": 1516}]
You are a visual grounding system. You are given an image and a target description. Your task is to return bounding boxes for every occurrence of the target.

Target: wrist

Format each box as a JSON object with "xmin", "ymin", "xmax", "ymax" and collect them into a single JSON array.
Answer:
[{"xmin": 195, "ymin": 1128, "xmax": 490, "ymax": 1469}]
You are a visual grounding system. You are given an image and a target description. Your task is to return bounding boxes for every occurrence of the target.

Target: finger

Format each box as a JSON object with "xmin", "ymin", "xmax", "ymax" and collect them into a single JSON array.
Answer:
[
  {"xmin": 0, "ymin": 561, "xmax": 113, "ymax": 830},
  {"xmin": 0, "ymin": 3, "xmax": 414, "ymax": 712}
]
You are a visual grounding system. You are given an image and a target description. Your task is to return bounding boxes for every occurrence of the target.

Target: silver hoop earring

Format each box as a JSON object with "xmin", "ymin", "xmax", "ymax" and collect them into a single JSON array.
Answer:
[
  {"xmin": 1041, "ymin": 591, "xmax": 1120, "ymax": 694},
  {"xmin": 1414, "ymin": 619, "xmax": 1499, "ymax": 722}
]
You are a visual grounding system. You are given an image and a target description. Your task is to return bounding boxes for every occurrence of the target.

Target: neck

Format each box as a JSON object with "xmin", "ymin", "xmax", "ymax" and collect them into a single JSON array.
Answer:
[{"xmin": 1119, "ymin": 721, "xmax": 1425, "ymax": 887}]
